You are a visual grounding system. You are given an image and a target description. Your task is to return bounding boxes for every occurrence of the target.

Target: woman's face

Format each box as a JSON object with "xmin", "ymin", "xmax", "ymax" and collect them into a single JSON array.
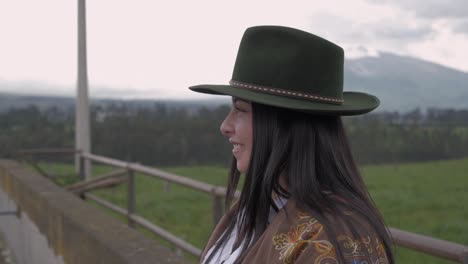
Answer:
[{"xmin": 220, "ymin": 97, "xmax": 253, "ymax": 174}]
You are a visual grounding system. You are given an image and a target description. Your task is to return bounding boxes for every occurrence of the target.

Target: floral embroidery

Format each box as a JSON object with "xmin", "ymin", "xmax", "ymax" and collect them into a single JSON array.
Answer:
[
  {"xmin": 273, "ymin": 213, "xmax": 335, "ymax": 264},
  {"xmin": 337, "ymin": 235, "xmax": 388, "ymax": 263},
  {"xmin": 272, "ymin": 212, "xmax": 389, "ymax": 264}
]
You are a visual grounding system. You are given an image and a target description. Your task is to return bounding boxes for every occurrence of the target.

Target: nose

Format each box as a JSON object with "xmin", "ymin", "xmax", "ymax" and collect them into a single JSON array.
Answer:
[{"xmin": 220, "ymin": 111, "xmax": 234, "ymax": 137}]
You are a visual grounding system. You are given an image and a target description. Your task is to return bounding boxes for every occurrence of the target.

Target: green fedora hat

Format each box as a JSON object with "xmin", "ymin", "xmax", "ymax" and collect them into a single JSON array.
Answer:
[{"xmin": 189, "ymin": 25, "xmax": 379, "ymax": 116}]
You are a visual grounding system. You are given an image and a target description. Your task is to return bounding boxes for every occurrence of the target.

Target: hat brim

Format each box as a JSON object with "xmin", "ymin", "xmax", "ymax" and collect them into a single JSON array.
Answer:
[{"xmin": 189, "ymin": 84, "xmax": 379, "ymax": 116}]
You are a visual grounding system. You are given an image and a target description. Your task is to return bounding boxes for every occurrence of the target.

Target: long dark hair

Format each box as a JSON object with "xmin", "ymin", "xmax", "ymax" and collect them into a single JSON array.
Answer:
[{"xmin": 204, "ymin": 101, "xmax": 394, "ymax": 263}]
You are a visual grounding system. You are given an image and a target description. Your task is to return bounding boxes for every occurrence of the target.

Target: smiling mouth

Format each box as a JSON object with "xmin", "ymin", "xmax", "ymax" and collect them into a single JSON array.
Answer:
[{"xmin": 232, "ymin": 143, "xmax": 242, "ymax": 153}]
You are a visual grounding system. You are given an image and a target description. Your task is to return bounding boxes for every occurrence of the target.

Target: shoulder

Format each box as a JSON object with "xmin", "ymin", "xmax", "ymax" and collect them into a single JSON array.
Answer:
[
  {"xmin": 270, "ymin": 204, "xmax": 389, "ymax": 264},
  {"xmin": 201, "ymin": 203, "xmax": 239, "ymax": 261}
]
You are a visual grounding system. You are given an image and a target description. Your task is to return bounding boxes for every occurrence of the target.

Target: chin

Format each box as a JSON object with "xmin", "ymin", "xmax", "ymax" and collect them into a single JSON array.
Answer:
[{"xmin": 237, "ymin": 163, "xmax": 247, "ymax": 174}]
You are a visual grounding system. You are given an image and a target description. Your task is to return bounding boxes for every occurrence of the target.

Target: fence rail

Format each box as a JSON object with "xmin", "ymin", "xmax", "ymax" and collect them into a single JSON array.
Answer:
[
  {"xmin": 17, "ymin": 148, "xmax": 468, "ymax": 263},
  {"xmin": 82, "ymin": 152, "xmax": 229, "ymax": 197},
  {"xmin": 389, "ymin": 227, "xmax": 468, "ymax": 263}
]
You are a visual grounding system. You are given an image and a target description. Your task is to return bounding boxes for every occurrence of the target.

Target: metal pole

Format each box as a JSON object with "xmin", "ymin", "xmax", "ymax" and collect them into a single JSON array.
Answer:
[
  {"xmin": 75, "ymin": 0, "xmax": 91, "ymax": 179},
  {"xmin": 127, "ymin": 169, "xmax": 136, "ymax": 228}
]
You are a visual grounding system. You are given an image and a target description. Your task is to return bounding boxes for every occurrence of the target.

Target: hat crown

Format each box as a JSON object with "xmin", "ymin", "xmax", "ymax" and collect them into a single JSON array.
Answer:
[{"xmin": 232, "ymin": 26, "xmax": 344, "ymax": 101}]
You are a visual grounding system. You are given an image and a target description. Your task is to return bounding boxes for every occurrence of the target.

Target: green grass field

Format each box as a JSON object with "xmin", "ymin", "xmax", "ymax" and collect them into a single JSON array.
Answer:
[{"xmin": 40, "ymin": 158, "xmax": 468, "ymax": 263}]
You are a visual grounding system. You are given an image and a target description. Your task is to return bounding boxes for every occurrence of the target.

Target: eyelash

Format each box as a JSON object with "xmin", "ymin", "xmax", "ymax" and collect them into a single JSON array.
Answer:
[{"xmin": 234, "ymin": 105, "xmax": 246, "ymax": 112}]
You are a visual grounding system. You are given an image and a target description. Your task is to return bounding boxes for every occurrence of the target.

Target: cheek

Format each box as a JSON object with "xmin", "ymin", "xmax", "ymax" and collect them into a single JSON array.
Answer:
[
  {"xmin": 237, "ymin": 117, "xmax": 253, "ymax": 172},
  {"xmin": 237, "ymin": 117, "xmax": 253, "ymax": 147},
  {"xmin": 243, "ymin": 117, "xmax": 253, "ymax": 155},
  {"xmin": 245, "ymin": 128, "xmax": 253, "ymax": 153},
  {"xmin": 246, "ymin": 120, "xmax": 253, "ymax": 150}
]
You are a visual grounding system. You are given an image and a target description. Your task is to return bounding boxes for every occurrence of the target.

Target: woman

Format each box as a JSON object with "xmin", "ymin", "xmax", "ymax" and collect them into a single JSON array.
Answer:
[{"xmin": 190, "ymin": 26, "xmax": 394, "ymax": 264}]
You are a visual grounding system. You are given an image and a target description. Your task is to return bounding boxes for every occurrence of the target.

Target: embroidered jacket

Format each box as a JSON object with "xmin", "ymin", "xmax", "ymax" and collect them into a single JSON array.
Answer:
[{"xmin": 201, "ymin": 199, "xmax": 389, "ymax": 264}]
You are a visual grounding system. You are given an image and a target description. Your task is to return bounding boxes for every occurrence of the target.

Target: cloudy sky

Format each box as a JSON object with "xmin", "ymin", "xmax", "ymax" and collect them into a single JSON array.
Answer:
[{"xmin": 0, "ymin": 0, "xmax": 467, "ymax": 99}]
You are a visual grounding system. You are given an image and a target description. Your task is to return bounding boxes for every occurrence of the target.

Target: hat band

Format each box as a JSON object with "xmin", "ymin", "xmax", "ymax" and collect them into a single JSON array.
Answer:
[{"xmin": 229, "ymin": 80, "xmax": 344, "ymax": 105}]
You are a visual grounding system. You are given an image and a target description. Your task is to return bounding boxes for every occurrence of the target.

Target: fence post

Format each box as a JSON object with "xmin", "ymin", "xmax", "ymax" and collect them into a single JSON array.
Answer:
[
  {"xmin": 175, "ymin": 245, "xmax": 183, "ymax": 258},
  {"xmin": 212, "ymin": 195, "xmax": 223, "ymax": 228},
  {"xmin": 79, "ymin": 155, "xmax": 85, "ymax": 181},
  {"xmin": 163, "ymin": 180, "xmax": 170, "ymax": 192},
  {"xmin": 462, "ymin": 248, "xmax": 468, "ymax": 264},
  {"xmin": 127, "ymin": 169, "xmax": 136, "ymax": 228},
  {"xmin": 46, "ymin": 159, "xmax": 53, "ymax": 179}
]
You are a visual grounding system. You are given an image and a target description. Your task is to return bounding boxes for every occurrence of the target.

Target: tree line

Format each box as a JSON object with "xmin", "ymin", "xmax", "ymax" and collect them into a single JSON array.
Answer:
[{"xmin": 1, "ymin": 104, "xmax": 468, "ymax": 166}]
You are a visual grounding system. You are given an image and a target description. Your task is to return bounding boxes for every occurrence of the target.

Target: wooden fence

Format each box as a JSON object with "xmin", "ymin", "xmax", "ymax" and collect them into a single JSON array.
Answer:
[{"xmin": 17, "ymin": 148, "xmax": 468, "ymax": 263}]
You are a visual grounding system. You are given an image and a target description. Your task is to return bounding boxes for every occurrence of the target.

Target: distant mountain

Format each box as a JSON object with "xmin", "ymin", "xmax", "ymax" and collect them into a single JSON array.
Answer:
[
  {"xmin": 344, "ymin": 52, "xmax": 468, "ymax": 112},
  {"xmin": 1, "ymin": 52, "xmax": 467, "ymax": 112}
]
